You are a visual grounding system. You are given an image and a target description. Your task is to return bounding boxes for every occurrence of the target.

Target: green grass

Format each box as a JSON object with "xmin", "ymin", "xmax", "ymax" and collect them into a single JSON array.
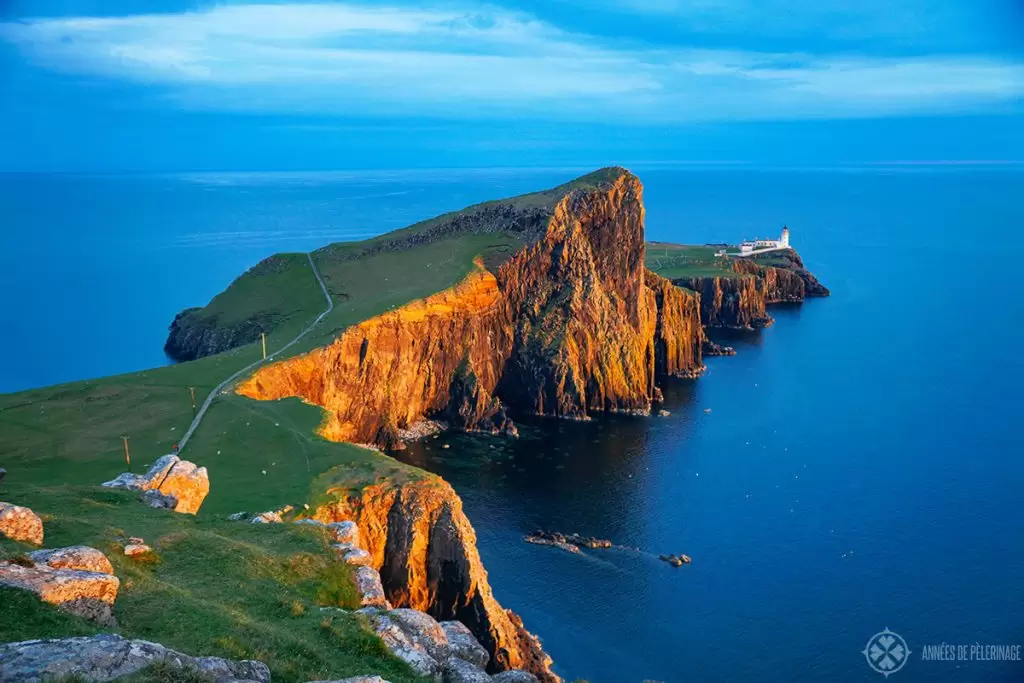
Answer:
[
  {"xmin": 174, "ymin": 253, "xmax": 325, "ymax": 332},
  {"xmin": 0, "ymin": 485, "xmax": 421, "ymax": 683},
  {"xmin": 644, "ymin": 242, "xmax": 739, "ymax": 279}
]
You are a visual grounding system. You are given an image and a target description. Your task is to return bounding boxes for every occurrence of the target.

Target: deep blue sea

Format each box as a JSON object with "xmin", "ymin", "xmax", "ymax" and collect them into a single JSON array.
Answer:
[{"xmin": 2, "ymin": 167, "xmax": 1023, "ymax": 682}]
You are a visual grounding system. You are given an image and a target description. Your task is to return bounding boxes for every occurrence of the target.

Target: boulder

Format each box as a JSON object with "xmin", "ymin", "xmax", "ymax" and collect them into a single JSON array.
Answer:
[
  {"xmin": 228, "ymin": 511, "xmax": 250, "ymax": 521},
  {"xmin": 141, "ymin": 489, "xmax": 177, "ymax": 510},
  {"xmin": 0, "ymin": 634, "xmax": 270, "ymax": 683},
  {"xmin": 102, "ymin": 455, "xmax": 209, "ymax": 515},
  {"xmin": 252, "ymin": 505, "xmax": 293, "ymax": 524},
  {"xmin": 307, "ymin": 678, "xmax": 392, "ymax": 683},
  {"xmin": 327, "ymin": 520, "xmax": 359, "ymax": 545},
  {"xmin": 124, "ymin": 544, "xmax": 152, "ymax": 557},
  {"xmin": 27, "ymin": 546, "xmax": 113, "ymax": 575},
  {"xmin": 492, "ymin": 671, "xmax": 540, "ymax": 683},
  {"xmin": 0, "ymin": 562, "xmax": 119, "ymax": 624},
  {"xmin": 441, "ymin": 621, "xmax": 490, "ymax": 669},
  {"xmin": 442, "ymin": 657, "xmax": 490, "ymax": 683},
  {"xmin": 353, "ymin": 566, "xmax": 390, "ymax": 609},
  {"xmin": 0, "ymin": 502, "xmax": 43, "ymax": 545},
  {"xmin": 386, "ymin": 609, "xmax": 450, "ymax": 663},
  {"xmin": 341, "ymin": 547, "xmax": 372, "ymax": 567},
  {"xmin": 359, "ymin": 610, "xmax": 441, "ymax": 679}
]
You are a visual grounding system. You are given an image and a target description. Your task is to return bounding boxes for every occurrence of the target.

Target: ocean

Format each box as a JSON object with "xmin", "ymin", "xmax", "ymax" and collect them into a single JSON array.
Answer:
[{"xmin": 2, "ymin": 166, "xmax": 1022, "ymax": 682}]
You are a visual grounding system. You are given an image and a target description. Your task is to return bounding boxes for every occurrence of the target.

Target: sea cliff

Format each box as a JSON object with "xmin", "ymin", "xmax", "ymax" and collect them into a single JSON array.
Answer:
[
  {"xmin": 237, "ymin": 170, "xmax": 705, "ymax": 446},
  {"xmin": 673, "ymin": 251, "xmax": 829, "ymax": 329},
  {"xmin": 312, "ymin": 478, "xmax": 556, "ymax": 680}
]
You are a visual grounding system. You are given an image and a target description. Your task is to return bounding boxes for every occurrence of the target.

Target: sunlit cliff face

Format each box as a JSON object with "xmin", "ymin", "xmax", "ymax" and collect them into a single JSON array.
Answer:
[{"xmin": 237, "ymin": 171, "xmax": 706, "ymax": 447}]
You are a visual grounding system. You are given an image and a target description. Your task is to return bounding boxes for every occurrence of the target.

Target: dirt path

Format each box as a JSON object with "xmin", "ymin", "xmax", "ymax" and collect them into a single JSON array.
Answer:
[{"xmin": 177, "ymin": 253, "xmax": 333, "ymax": 453}]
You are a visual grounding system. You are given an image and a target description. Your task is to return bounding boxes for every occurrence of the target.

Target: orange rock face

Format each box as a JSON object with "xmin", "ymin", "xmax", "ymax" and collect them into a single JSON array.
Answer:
[
  {"xmin": 313, "ymin": 479, "xmax": 557, "ymax": 681},
  {"xmin": 237, "ymin": 171, "xmax": 704, "ymax": 444}
]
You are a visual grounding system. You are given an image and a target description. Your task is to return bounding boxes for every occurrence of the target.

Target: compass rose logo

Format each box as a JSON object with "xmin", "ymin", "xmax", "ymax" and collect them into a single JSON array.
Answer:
[{"xmin": 863, "ymin": 628, "xmax": 911, "ymax": 677}]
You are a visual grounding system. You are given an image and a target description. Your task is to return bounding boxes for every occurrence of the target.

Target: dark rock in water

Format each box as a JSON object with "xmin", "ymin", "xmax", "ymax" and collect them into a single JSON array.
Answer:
[
  {"xmin": 658, "ymin": 553, "xmax": 692, "ymax": 567},
  {"xmin": 0, "ymin": 467, "xmax": 6, "ymax": 483},
  {"xmin": 702, "ymin": 339, "xmax": 736, "ymax": 357},
  {"xmin": 526, "ymin": 530, "xmax": 613, "ymax": 552}
]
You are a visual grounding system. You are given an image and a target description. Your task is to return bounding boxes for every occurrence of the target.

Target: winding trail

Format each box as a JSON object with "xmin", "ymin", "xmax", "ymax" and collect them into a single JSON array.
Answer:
[{"xmin": 177, "ymin": 253, "xmax": 333, "ymax": 454}]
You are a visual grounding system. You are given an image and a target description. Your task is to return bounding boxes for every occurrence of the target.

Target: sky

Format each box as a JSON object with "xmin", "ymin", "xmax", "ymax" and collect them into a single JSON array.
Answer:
[{"xmin": 0, "ymin": 0, "xmax": 1022, "ymax": 170}]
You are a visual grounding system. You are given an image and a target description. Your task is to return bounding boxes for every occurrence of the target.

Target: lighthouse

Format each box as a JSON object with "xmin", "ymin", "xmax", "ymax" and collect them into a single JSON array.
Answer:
[{"xmin": 780, "ymin": 226, "xmax": 790, "ymax": 248}]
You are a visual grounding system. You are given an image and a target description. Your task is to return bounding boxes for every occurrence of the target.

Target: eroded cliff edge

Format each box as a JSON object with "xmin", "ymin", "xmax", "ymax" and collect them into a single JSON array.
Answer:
[
  {"xmin": 673, "ymin": 250, "xmax": 830, "ymax": 329},
  {"xmin": 312, "ymin": 477, "xmax": 555, "ymax": 679},
  {"xmin": 237, "ymin": 170, "xmax": 704, "ymax": 445}
]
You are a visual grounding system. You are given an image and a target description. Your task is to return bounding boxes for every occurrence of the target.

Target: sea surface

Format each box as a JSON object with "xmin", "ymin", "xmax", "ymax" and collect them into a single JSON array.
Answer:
[{"xmin": 3, "ymin": 166, "xmax": 1023, "ymax": 682}]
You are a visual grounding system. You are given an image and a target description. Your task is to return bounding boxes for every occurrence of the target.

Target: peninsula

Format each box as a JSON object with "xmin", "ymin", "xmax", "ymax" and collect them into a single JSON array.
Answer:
[{"xmin": 1, "ymin": 168, "xmax": 827, "ymax": 683}]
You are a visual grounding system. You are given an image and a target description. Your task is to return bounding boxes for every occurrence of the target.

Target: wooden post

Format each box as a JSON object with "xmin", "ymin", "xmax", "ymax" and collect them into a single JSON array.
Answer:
[
  {"xmin": 261, "ymin": 332, "xmax": 267, "ymax": 360},
  {"xmin": 188, "ymin": 386, "xmax": 196, "ymax": 411},
  {"xmin": 121, "ymin": 435, "xmax": 131, "ymax": 469}
]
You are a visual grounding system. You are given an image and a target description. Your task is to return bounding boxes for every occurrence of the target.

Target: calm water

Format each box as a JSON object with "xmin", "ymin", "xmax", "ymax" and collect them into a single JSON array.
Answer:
[{"xmin": 3, "ymin": 167, "xmax": 1023, "ymax": 682}]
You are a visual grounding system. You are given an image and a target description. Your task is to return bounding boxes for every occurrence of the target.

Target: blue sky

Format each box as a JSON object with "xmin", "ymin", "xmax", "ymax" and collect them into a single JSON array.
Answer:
[{"xmin": 1, "ymin": 0, "xmax": 1022, "ymax": 170}]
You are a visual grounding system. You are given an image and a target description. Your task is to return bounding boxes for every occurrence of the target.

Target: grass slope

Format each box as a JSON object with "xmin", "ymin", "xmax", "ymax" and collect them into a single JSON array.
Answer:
[{"xmin": 644, "ymin": 242, "xmax": 738, "ymax": 279}]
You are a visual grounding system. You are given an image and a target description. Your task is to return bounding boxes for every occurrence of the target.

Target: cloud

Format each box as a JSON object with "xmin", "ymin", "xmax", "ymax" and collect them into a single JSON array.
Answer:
[{"xmin": 0, "ymin": 3, "xmax": 1021, "ymax": 121}]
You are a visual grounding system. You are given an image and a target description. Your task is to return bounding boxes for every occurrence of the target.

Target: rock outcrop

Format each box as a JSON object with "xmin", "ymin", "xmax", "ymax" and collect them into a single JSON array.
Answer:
[
  {"xmin": 102, "ymin": 454, "xmax": 209, "ymax": 515},
  {"xmin": 238, "ymin": 170, "xmax": 704, "ymax": 448},
  {"xmin": 673, "ymin": 250, "xmax": 829, "ymax": 329},
  {"xmin": 27, "ymin": 546, "xmax": 114, "ymax": 575},
  {"xmin": 0, "ymin": 551, "xmax": 120, "ymax": 624},
  {"xmin": 0, "ymin": 502, "xmax": 43, "ymax": 546},
  {"xmin": 0, "ymin": 634, "xmax": 270, "ymax": 683},
  {"xmin": 313, "ymin": 479, "xmax": 556, "ymax": 682}
]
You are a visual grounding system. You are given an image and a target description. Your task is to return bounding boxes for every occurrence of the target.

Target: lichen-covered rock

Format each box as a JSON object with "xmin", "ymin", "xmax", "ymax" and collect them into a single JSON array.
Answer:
[
  {"xmin": 102, "ymin": 455, "xmax": 209, "ymax": 515},
  {"xmin": 124, "ymin": 544, "xmax": 152, "ymax": 557},
  {"xmin": 0, "ymin": 562, "xmax": 119, "ymax": 624},
  {"xmin": 328, "ymin": 520, "xmax": 360, "ymax": 545},
  {"xmin": 386, "ymin": 608, "xmax": 450, "ymax": 663},
  {"xmin": 252, "ymin": 504, "xmax": 293, "ymax": 524},
  {"xmin": 441, "ymin": 621, "xmax": 490, "ymax": 669},
  {"xmin": 142, "ymin": 489, "xmax": 177, "ymax": 510},
  {"xmin": 354, "ymin": 565, "xmax": 391, "ymax": 609},
  {"xmin": 442, "ymin": 657, "xmax": 491, "ymax": 683},
  {"xmin": 340, "ymin": 546, "xmax": 373, "ymax": 567},
  {"xmin": 0, "ymin": 502, "xmax": 43, "ymax": 545},
  {"xmin": 27, "ymin": 546, "xmax": 113, "ymax": 575},
  {"xmin": 492, "ymin": 671, "xmax": 540, "ymax": 683},
  {"xmin": 0, "ymin": 634, "xmax": 270, "ymax": 683},
  {"xmin": 359, "ymin": 609, "xmax": 441, "ymax": 679}
]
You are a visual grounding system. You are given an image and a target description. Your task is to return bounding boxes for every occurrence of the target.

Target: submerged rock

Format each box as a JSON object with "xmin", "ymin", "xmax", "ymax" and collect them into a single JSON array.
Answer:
[
  {"xmin": 0, "ymin": 502, "xmax": 43, "ymax": 546},
  {"xmin": 0, "ymin": 634, "xmax": 270, "ymax": 683}
]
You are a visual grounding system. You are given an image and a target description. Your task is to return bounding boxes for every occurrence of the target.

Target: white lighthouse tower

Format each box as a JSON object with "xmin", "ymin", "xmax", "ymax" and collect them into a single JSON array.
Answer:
[{"xmin": 780, "ymin": 226, "xmax": 790, "ymax": 248}]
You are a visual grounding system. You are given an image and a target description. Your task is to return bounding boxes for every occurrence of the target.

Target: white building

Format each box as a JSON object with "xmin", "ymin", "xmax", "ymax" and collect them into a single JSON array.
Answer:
[{"xmin": 736, "ymin": 227, "xmax": 790, "ymax": 255}]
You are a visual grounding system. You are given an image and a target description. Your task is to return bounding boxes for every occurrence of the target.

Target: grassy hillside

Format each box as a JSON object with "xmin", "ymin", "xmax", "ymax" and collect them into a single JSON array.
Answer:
[{"xmin": 645, "ymin": 242, "xmax": 738, "ymax": 278}]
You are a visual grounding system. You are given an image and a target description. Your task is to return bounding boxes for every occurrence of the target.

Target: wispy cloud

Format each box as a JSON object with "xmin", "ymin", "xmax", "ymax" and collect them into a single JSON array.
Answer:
[{"xmin": 1, "ymin": 3, "xmax": 1021, "ymax": 121}]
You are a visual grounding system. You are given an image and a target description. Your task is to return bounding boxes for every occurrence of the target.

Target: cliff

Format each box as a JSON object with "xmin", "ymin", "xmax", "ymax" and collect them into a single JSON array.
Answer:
[
  {"xmin": 237, "ymin": 170, "xmax": 705, "ymax": 445},
  {"xmin": 164, "ymin": 253, "xmax": 326, "ymax": 362},
  {"xmin": 312, "ymin": 478, "xmax": 557, "ymax": 681},
  {"xmin": 673, "ymin": 250, "xmax": 828, "ymax": 329}
]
